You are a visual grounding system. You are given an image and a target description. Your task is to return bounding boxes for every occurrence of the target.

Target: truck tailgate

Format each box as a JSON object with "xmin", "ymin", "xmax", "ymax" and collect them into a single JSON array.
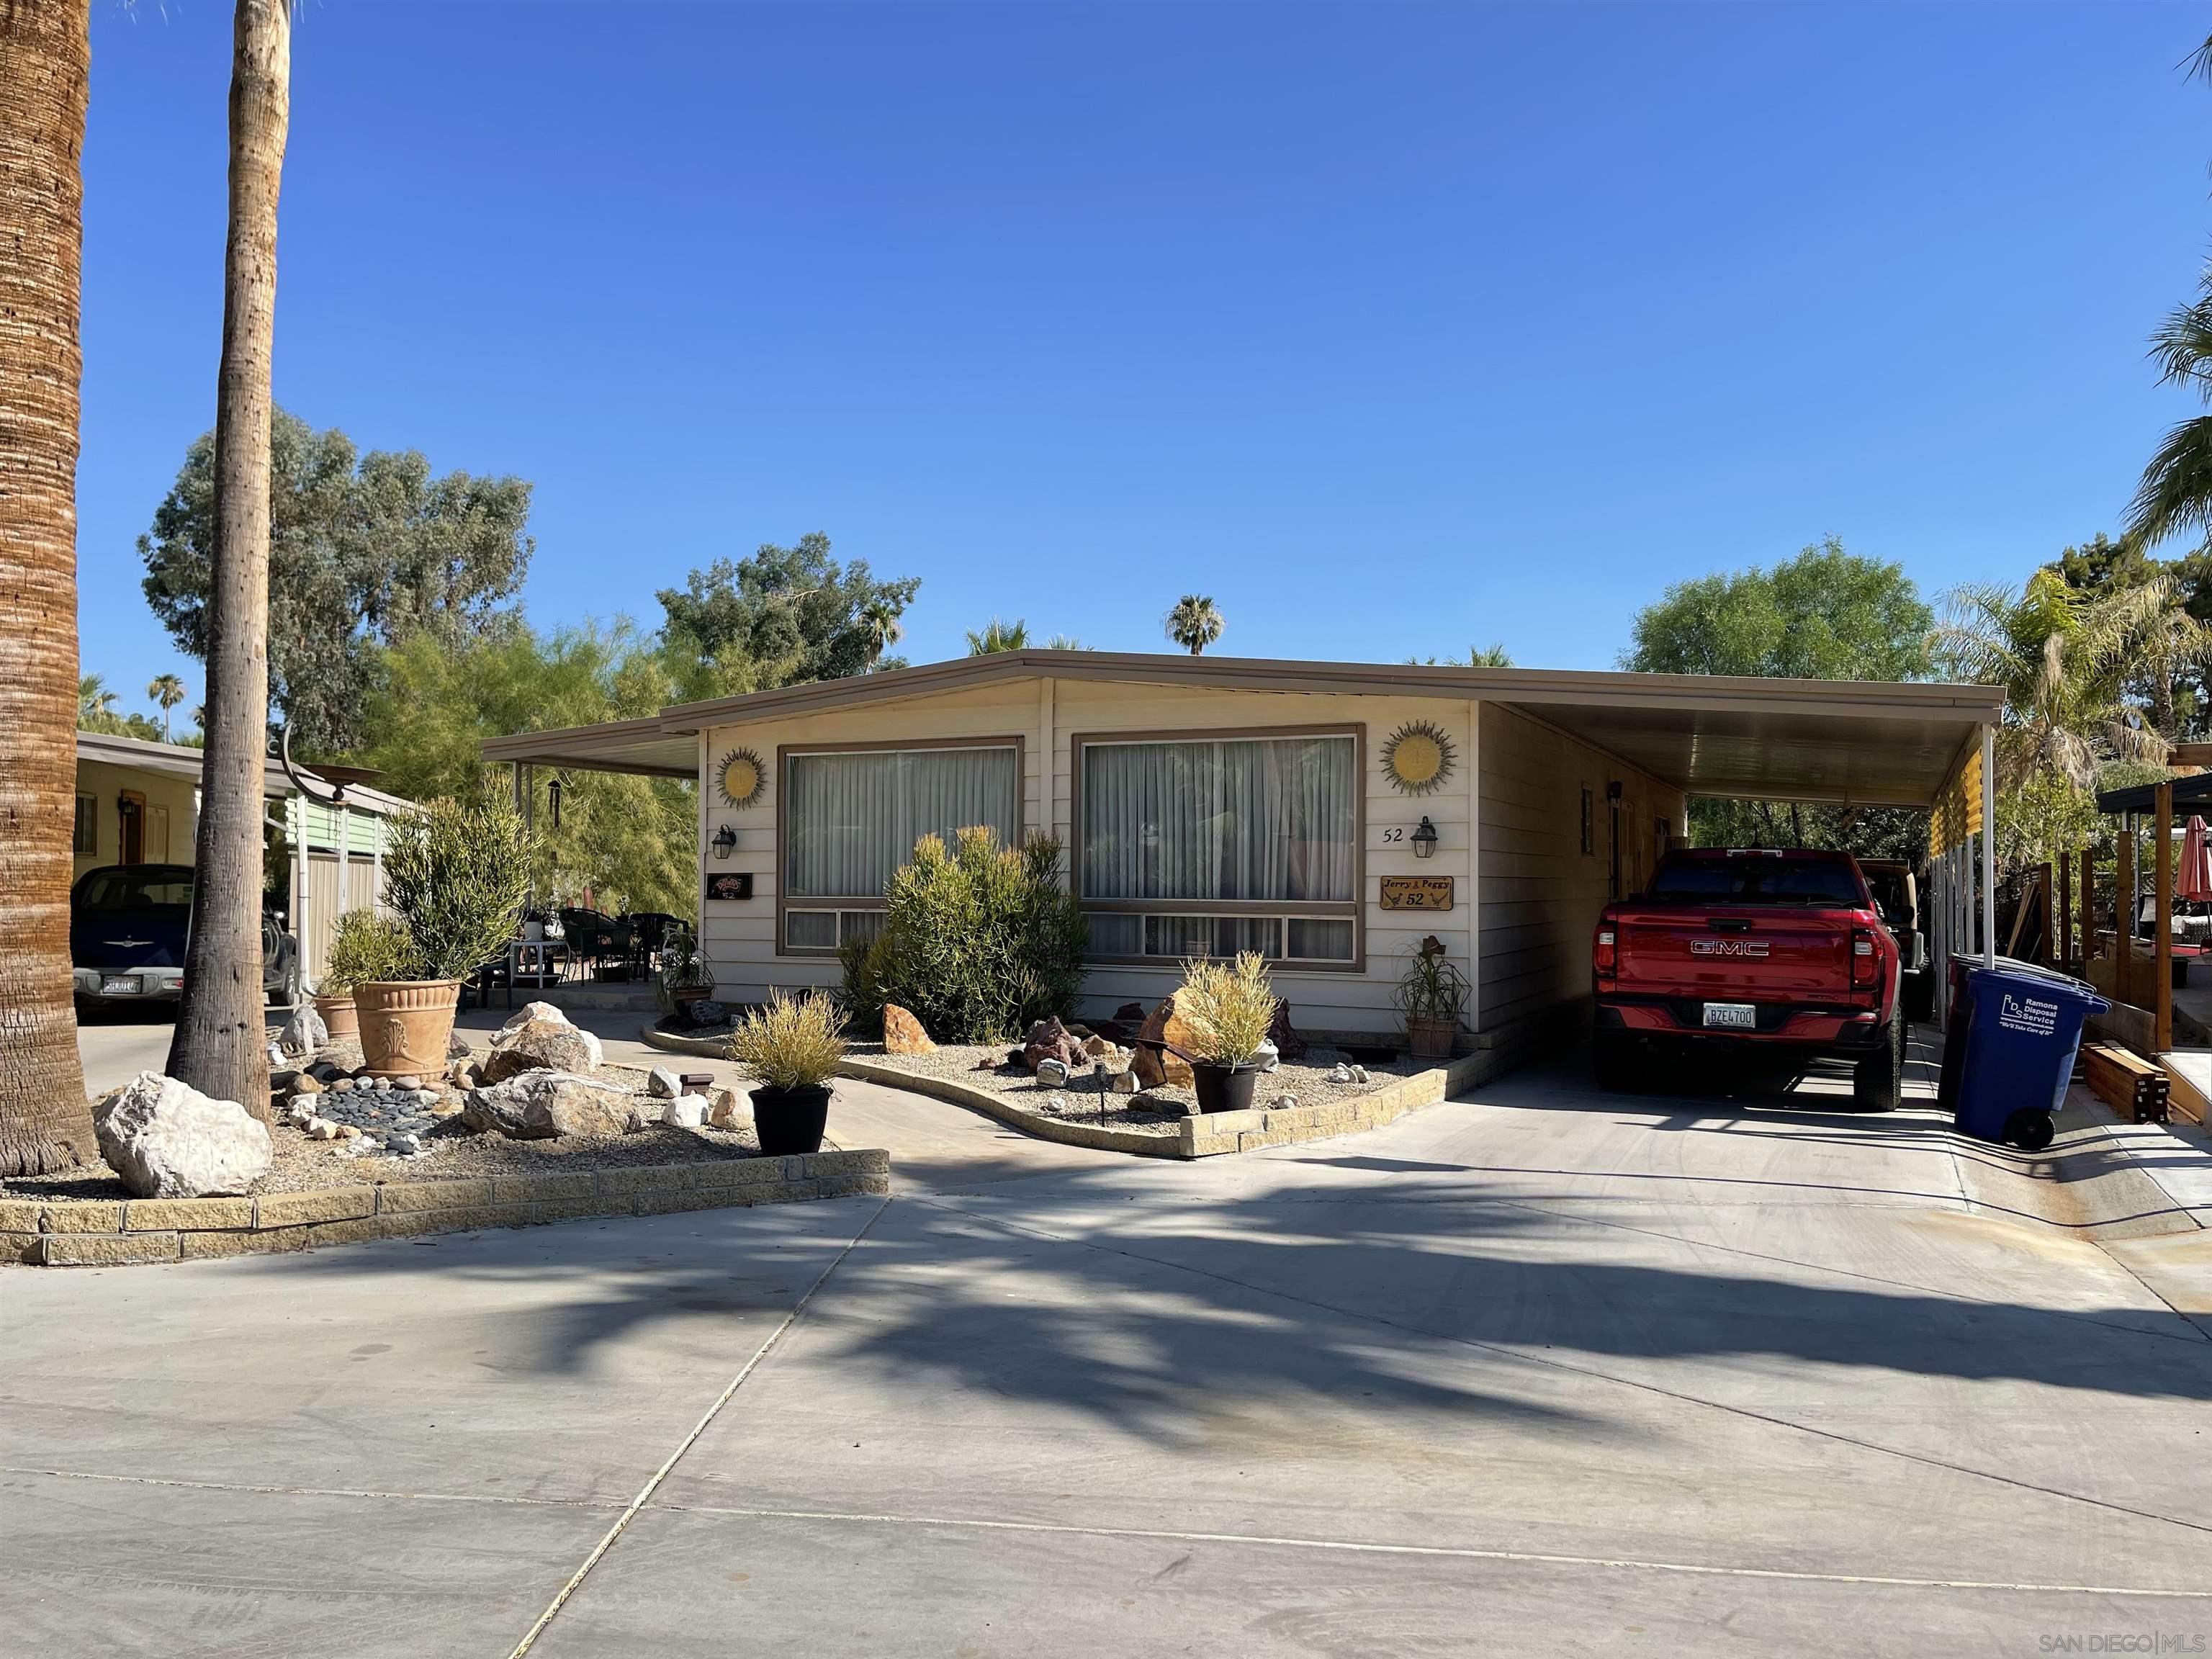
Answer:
[{"xmin": 1614, "ymin": 909, "xmax": 1858, "ymax": 997}]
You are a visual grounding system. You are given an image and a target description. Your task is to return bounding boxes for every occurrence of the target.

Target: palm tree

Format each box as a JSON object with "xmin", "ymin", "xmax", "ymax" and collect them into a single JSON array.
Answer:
[
  {"xmin": 1043, "ymin": 634, "xmax": 1092, "ymax": 651},
  {"xmin": 1932, "ymin": 570, "xmax": 2169, "ymax": 792},
  {"xmin": 169, "ymin": 0, "xmax": 291, "ymax": 1115},
  {"xmin": 0, "ymin": 0, "xmax": 97, "ymax": 1175},
  {"xmin": 2095, "ymin": 574, "xmax": 2212, "ymax": 739},
  {"xmin": 857, "ymin": 600, "xmax": 903, "ymax": 670},
  {"xmin": 148, "ymin": 673, "xmax": 187, "ymax": 742},
  {"xmin": 1407, "ymin": 644, "xmax": 1514, "ymax": 667},
  {"xmin": 1165, "ymin": 595, "xmax": 1224, "ymax": 656},
  {"xmin": 2125, "ymin": 37, "xmax": 2212, "ymax": 551},
  {"xmin": 77, "ymin": 673, "xmax": 116, "ymax": 727},
  {"xmin": 965, "ymin": 618, "xmax": 1030, "ymax": 655}
]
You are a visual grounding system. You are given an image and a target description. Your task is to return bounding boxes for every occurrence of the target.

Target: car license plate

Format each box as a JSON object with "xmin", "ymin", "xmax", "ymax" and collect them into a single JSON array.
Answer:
[
  {"xmin": 99, "ymin": 976, "xmax": 140, "ymax": 996},
  {"xmin": 1702, "ymin": 1002, "xmax": 1756, "ymax": 1030}
]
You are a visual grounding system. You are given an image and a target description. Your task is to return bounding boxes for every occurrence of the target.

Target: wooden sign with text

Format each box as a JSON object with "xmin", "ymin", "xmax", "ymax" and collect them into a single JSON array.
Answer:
[
  {"xmin": 1380, "ymin": 876, "xmax": 1454, "ymax": 912},
  {"xmin": 706, "ymin": 872, "xmax": 755, "ymax": 902}
]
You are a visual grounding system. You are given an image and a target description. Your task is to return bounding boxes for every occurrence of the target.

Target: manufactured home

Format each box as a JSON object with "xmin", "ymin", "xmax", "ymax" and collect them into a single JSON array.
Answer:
[{"xmin": 485, "ymin": 652, "xmax": 2005, "ymax": 1056}]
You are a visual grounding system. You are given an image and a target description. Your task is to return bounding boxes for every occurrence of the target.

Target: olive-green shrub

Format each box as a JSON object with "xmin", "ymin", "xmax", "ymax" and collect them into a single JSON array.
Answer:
[
  {"xmin": 1177, "ymin": 952, "xmax": 1277, "ymax": 1066},
  {"xmin": 840, "ymin": 827, "xmax": 1088, "ymax": 1044},
  {"xmin": 729, "ymin": 990, "xmax": 848, "ymax": 1090},
  {"xmin": 381, "ymin": 797, "xmax": 536, "ymax": 981},
  {"xmin": 319, "ymin": 909, "xmax": 413, "ymax": 994}
]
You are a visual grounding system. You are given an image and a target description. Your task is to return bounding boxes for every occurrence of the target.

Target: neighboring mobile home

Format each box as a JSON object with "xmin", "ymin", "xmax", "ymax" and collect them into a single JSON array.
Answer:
[{"xmin": 485, "ymin": 652, "xmax": 2005, "ymax": 1058}]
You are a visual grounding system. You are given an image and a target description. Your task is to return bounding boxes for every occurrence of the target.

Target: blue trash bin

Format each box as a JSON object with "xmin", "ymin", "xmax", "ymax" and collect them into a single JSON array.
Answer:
[{"xmin": 1952, "ymin": 961, "xmax": 2108, "ymax": 1152}]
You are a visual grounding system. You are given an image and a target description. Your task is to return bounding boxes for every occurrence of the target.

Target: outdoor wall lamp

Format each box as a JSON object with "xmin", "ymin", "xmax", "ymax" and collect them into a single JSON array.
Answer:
[
  {"xmin": 547, "ymin": 775, "xmax": 563, "ymax": 830},
  {"xmin": 712, "ymin": 824, "xmax": 737, "ymax": 860},
  {"xmin": 1412, "ymin": 816, "xmax": 1439, "ymax": 859}
]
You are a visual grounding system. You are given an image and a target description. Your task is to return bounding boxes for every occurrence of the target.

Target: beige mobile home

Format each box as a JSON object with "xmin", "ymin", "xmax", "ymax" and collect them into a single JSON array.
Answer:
[{"xmin": 486, "ymin": 652, "xmax": 2004, "ymax": 1057}]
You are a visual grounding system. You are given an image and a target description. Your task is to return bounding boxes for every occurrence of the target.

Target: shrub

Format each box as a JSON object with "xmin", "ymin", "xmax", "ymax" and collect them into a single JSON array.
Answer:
[
  {"xmin": 1176, "ymin": 952, "xmax": 1277, "ymax": 1066},
  {"xmin": 320, "ymin": 909, "xmax": 413, "ymax": 994},
  {"xmin": 729, "ymin": 991, "xmax": 848, "ymax": 1090},
  {"xmin": 840, "ymin": 827, "xmax": 1088, "ymax": 1044},
  {"xmin": 1393, "ymin": 939, "xmax": 1470, "ymax": 1029},
  {"xmin": 380, "ymin": 797, "xmax": 536, "ymax": 981}
]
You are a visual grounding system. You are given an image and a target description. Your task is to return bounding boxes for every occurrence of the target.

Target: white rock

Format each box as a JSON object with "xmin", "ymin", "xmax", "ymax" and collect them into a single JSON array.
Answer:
[
  {"xmin": 482, "ymin": 1001, "xmax": 603, "ymax": 1083},
  {"xmin": 1270, "ymin": 1093, "xmax": 1298, "ymax": 1110},
  {"xmin": 1035, "ymin": 1058, "xmax": 1070, "ymax": 1087},
  {"xmin": 307, "ymin": 1118, "xmax": 339, "ymax": 1141},
  {"xmin": 647, "ymin": 1066, "xmax": 682, "ymax": 1100},
  {"xmin": 1109, "ymin": 1069, "xmax": 1139, "ymax": 1095},
  {"xmin": 284, "ymin": 1096, "xmax": 319, "ymax": 1127},
  {"xmin": 661, "ymin": 1094, "xmax": 709, "ymax": 1128},
  {"xmin": 708, "ymin": 1088, "xmax": 749, "ymax": 1130},
  {"xmin": 1351, "ymin": 1064, "xmax": 1370, "ymax": 1085},
  {"xmin": 387, "ymin": 1132, "xmax": 423, "ymax": 1156},
  {"xmin": 93, "ymin": 1072, "xmax": 274, "ymax": 1198},
  {"xmin": 277, "ymin": 1004, "xmax": 328, "ymax": 1059},
  {"xmin": 462, "ymin": 1071, "xmax": 633, "ymax": 1139},
  {"xmin": 1326, "ymin": 1063, "xmax": 1354, "ymax": 1084}
]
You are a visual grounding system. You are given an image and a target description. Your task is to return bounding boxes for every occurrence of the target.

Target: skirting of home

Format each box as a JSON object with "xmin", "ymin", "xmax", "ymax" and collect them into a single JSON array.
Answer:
[{"xmin": 1, "ymin": 1148, "xmax": 891, "ymax": 1267}]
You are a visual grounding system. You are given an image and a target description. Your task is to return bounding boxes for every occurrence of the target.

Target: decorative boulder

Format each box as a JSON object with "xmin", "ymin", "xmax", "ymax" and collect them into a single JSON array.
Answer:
[
  {"xmin": 1022, "ymin": 1017, "xmax": 1087, "ymax": 1074},
  {"xmin": 1035, "ymin": 1058, "xmax": 1070, "ymax": 1087},
  {"xmin": 1109, "ymin": 1069, "xmax": 1139, "ymax": 1094},
  {"xmin": 276, "ymin": 1004, "xmax": 327, "ymax": 1060},
  {"xmin": 461, "ymin": 1071, "xmax": 634, "ymax": 1139},
  {"xmin": 707, "ymin": 1088, "xmax": 748, "ymax": 1131},
  {"xmin": 1267, "ymin": 1000, "xmax": 1309, "ymax": 1062},
  {"xmin": 882, "ymin": 1004, "xmax": 936, "ymax": 1055},
  {"xmin": 1131, "ymin": 993, "xmax": 1200, "ymax": 1089},
  {"xmin": 661, "ymin": 1094, "xmax": 709, "ymax": 1128},
  {"xmin": 647, "ymin": 1066, "xmax": 682, "ymax": 1100},
  {"xmin": 1113, "ymin": 1002, "xmax": 1148, "ymax": 1026},
  {"xmin": 1080, "ymin": 1034, "xmax": 1116, "ymax": 1059},
  {"xmin": 481, "ymin": 1002, "xmax": 603, "ymax": 1083},
  {"xmin": 94, "ymin": 1072, "xmax": 274, "ymax": 1198},
  {"xmin": 447, "ymin": 1031, "xmax": 475, "ymax": 1060},
  {"xmin": 682, "ymin": 998, "xmax": 728, "ymax": 1030}
]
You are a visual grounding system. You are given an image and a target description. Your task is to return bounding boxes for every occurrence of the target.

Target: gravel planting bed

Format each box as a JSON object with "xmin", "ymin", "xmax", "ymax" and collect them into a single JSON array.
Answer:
[
  {"xmin": 4, "ymin": 1058, "xmax": 764, "ymax": 1208},
  {"xmin": 851, "ymin": 1039, "xmax": 1420, "ymax": 1136}
]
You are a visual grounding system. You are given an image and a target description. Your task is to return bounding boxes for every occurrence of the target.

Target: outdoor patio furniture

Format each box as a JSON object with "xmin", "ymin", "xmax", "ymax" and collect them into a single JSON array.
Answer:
[{"xmin": 557, "ymin": 907, "xmax": 631, "ymax": 980}]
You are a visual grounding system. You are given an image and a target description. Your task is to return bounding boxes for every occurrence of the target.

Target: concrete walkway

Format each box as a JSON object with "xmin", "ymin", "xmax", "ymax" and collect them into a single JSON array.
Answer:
[{"xmin": 22, "ymin": 1017, "xmax": 2210, "ymax": 1655}]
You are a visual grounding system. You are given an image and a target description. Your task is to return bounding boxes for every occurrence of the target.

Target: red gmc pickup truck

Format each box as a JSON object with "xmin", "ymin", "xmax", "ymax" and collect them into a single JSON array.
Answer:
[{"xmin": 1591, "ymin": 848, "xmax": 1904, "ymax": 1111}]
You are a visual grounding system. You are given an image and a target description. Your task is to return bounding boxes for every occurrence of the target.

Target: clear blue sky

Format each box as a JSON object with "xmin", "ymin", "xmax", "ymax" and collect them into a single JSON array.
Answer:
[{"xmin": 75, "ymin": 1, "xmax": 2211, "ymax": 723}]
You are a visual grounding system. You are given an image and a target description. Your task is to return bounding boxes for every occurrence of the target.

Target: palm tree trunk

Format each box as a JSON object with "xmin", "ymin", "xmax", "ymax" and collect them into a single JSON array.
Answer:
[
  {"xmin": 0, "ymin": 0, "xmax": 98, "ymax": 1176},
  {"xmin": 2153, "ymin": 671, "xmax": 2177, "ymax": 742},
  {"xmin": 168, "ymin": 0, "xmax": 289, "ymax": 1116}
]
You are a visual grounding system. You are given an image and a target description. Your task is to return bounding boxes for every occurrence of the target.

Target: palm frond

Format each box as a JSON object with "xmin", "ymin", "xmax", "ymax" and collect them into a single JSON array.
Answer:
[{"xmin": 2124, "ymin": 413, "xmax": 2212, "ymax": 549}]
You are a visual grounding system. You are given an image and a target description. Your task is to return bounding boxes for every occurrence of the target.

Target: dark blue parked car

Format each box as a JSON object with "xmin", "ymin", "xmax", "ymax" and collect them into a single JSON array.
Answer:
[{"xmin": 71, "ymin": 863, "xmax": 295, "ymax": 1010}]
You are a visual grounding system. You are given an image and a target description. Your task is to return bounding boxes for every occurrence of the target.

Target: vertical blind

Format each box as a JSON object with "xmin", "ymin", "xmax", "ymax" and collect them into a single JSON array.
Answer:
[
  {"xmin": 1080, "ymin": 735, "xmax": 1357, "ymax": 902},
  {"xmin": 784, "ymin": 746, "xmax": 1019, "ymax": 899}
]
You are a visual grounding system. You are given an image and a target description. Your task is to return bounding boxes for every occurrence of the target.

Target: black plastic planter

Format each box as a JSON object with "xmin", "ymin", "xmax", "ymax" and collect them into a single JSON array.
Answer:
[
  {"xmin": 750, "ymin": 1084, "xmax": 831, "ymax": 1155},
  {"xmin": 1190, "ymin": 1062, "xmax": 1262, "ymax": 1114}
]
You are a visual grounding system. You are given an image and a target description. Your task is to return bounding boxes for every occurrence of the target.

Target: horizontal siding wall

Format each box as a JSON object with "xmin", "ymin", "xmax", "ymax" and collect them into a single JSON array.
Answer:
[
  {"xmin": 696, "ymin": 674, "xmax": 1482, "ymax": 1035},
  {"xmin": 1477, "ymin": 702, "xmax": 1686, "ymax": 1030}
]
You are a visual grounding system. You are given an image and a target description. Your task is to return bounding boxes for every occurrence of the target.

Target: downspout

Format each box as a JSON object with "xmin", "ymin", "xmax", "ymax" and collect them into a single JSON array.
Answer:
[{"xmin": 1981, "ymin": 724, "xmax": 1996, "ymax": 970}]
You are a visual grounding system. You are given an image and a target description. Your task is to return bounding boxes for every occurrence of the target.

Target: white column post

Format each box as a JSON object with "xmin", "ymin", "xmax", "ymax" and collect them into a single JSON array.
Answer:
[{"xmin": 1981, "ymin": 725, "xmax": 1997, "ymax": 969}]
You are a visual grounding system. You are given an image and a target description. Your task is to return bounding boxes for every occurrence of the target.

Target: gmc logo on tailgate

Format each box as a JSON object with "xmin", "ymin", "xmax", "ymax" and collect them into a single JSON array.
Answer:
[{"xmin": 1691, "ymin": 939, "xmax": 1770, "ymax": 958}]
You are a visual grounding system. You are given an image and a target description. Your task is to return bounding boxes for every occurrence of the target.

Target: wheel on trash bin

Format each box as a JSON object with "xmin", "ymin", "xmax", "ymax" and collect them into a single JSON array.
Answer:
[
  {"xmin": 1851, "ymin": 1018, "xmax": 1902, "ymax": 1112},
  {"xmin": 2002, "ymin": 1109, "xmax": 2055, "ymax": 1152}
]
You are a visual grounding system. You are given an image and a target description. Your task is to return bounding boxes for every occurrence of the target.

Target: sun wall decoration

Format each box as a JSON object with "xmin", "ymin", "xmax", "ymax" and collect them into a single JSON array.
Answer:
[
  {"xmin": 1380, "ymin": 719, "xmax": 1455, "ymax": 796},
  {"xmin": 715, "ymin": 747, "xmax": 766, "ymax": 810}
]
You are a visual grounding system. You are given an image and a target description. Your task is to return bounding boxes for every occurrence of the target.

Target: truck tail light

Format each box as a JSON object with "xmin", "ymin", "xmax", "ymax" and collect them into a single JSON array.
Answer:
[
  {"xmin": 1850, "ymin": 928, "xmax": 1875, "ymax": 988},
  {"xmin": 1595, "ymin": 926, "xmax": 1617, "ymax": 977}
]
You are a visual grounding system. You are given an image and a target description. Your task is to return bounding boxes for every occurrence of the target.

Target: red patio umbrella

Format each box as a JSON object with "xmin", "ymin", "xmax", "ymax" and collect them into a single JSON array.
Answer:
[{"xmin": 2180, "ymin": 816, "xmax": 2212, "ymax": 904}]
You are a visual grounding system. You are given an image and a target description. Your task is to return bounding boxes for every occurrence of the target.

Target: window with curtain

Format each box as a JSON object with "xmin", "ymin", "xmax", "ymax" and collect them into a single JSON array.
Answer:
[
  {"xmin": 783, "ymin": 744, "xmax": 1019, "ymax": 950},
  {"xmin": 1079, "ymin": 732, "xmax": 1358, "ymax": 964}
]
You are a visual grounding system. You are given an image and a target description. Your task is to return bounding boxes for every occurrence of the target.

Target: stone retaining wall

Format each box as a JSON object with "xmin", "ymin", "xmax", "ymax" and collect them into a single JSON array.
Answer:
[{"xmin": 1, "ymin": 1148, "xmax": 891, "ymax": 1268}]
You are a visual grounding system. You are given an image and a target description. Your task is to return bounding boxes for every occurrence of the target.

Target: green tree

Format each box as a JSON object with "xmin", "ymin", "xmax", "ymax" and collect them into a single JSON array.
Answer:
[
  {"xmin": 1408, "ymin": 643, "xmax": 1514, "ymax": 667},
  {"xmin": 76, "ymin": 675, "xmax": 162, "ymax": 741},
  {"xmin": 656, "ymin": 533, "xmax": 918, "ymax": 694},
  {"xmin": 1624, "ymin": 541, "xmax": 1934, "ymax": 861},
  {"xmin": 1621, "ymin": 538, "xmax": 1933, "ymax": 681},
  {"xmin": 2046, "ymin": 533, "xmax": 2212, "ymax": 738},
  {"xmin": 147, "ymin": 673, "xmax": 186, "ymax": 741},
  {"xmin": 1166, "ymin": 595, "xmax": 1224, "ymax": 655},
  {"xmin": 359, "ymin": 624, "xmax": 697, "ymax": 919},
  {"xmin": 965, "ymin": 618, "xmax": 1029, "ymax": 655},
  {"xmin": 138, "ymin": 407, "xmax": 535, "ymax": 755}
]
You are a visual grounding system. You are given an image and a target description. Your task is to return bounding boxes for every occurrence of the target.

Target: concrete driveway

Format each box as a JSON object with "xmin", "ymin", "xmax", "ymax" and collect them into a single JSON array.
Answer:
[{"xmin": 19, "ymin": 1026, "xmax": 2211, "ymax": 1655}]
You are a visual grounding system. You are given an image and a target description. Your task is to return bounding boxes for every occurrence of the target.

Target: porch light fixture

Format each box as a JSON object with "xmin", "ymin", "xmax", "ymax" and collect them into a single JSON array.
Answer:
[
  {"xmin": 712, "ymin": 824, "xmax": 738, "ymax": 860},
  {"xmin": 1412, "ymin": 816, "xmax": 1439, "ymax": 859}
]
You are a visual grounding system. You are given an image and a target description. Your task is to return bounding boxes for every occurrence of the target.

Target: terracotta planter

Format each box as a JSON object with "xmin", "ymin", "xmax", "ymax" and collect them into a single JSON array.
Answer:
[
  {"xmin": 1404, "ymin": 1017, "xmax": 1457, "ymax": 1062},
  {"xmin": 750, "ymin": 1084, "xmax": 830, "ymax": 1155},
  {"xmin": 313, "ymin": 994, "xmax": 359, "ymax": 1041},
  {"xmin": 354, "ymin": 980, "xmax": 462, "ymax": 1077}
]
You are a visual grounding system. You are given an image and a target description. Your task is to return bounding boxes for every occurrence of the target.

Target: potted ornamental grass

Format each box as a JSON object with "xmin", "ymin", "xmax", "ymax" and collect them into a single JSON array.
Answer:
[
  {"xmin": 356, "ymin": 797, "xmax": 534, "ymax": 1078},
  {"xmin": 729, "ymin": 990, "xmax": 848, "ymax": 1155},
  {"xmin": 315, "ymin": 909, "xmax": 411, "ymax": 1040},
  {"xmin": 1178, "ymin": 951, "xmax": 1279, "ymax": 1114},
  {"xmin": 1395, "ymin": 937, "xmax": 1469, "ymax": 1062}
]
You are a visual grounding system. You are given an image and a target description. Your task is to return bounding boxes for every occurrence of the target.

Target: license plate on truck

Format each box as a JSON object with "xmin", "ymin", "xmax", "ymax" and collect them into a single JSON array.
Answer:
[
  {"xmin": 99, "ymin": 976, "xmax": 139, "ymax": 996},
  {"xmin": 1702, "ymin": 1002, "xmax": 1756, "ymax": 1030}
]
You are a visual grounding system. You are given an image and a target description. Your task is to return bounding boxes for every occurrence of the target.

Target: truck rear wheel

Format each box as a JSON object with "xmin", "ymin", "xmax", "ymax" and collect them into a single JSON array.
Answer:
[{"xmin": 1851, "ymin": 1018, "xmax": 1902, "ymax": 1113}]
